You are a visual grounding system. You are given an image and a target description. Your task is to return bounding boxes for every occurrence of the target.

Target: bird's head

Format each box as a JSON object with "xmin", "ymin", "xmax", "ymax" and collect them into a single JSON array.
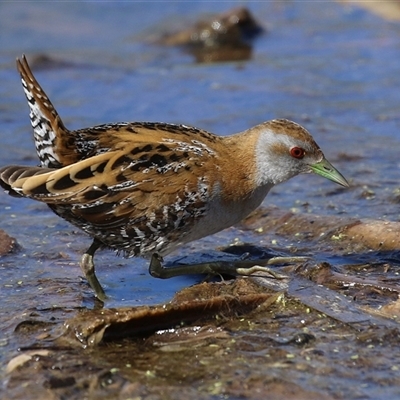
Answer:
[{"xmin": 254, "ymin": 119, "xmax": 348, "ymax": 187}]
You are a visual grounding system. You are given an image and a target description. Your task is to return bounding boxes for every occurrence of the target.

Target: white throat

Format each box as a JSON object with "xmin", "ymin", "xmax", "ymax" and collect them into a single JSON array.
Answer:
[{"xmin": 254, "ymin": 128, "xmax": 299, "ymax": 186}]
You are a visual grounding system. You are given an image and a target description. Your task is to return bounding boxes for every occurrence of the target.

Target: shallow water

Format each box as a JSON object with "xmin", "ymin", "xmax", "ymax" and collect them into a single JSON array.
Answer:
[{"xmin": 1, "ymin": 1, "xmax": 400, "ymax": 398}]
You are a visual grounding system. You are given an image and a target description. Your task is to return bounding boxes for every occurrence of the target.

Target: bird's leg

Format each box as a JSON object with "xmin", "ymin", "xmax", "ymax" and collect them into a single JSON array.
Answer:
[
  {"xmin": 80, "ymin": 239, "xmax": 106, "ymax": 301},
  {"xmin": 149, "ymin": 253, "xmax": 309, "ymax": 280}
]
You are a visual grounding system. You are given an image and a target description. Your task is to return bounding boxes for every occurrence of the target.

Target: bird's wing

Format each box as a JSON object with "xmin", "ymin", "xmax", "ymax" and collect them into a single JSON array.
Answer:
[{"xmin": 3, "ymin": 139, "xmax": 218, "ymax": 230}]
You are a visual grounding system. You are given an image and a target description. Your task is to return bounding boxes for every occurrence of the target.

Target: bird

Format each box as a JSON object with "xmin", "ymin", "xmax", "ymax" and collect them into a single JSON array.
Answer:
[{"xmin": 0, "ymin": 55, "xmax": 349, "ymax": 300}]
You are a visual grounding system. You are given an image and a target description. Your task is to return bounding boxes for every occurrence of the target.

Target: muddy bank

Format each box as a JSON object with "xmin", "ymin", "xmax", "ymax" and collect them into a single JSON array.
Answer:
[
  {"xmin": 3, "ymin": 207, "xmax": 400, "ymax": 399},
  {"xmin": 5, "ymin": 263, "xmax": 400, "ymax": 400}
]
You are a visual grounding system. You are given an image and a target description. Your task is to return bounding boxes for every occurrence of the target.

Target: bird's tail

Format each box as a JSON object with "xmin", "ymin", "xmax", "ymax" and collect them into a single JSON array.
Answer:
[{"xmin": 17, "ymin": 55, "xmax": 70, "ymax": 168}]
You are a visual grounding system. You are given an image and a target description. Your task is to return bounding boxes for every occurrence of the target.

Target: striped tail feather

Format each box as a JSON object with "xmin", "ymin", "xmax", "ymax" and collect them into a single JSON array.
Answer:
[{"xmin": 17, "ymin": 55, "xmax": 70, "ymax": 168}]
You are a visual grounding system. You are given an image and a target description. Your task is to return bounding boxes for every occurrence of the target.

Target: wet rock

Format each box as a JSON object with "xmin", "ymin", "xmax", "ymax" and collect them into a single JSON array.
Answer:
[
  {"xmin": 157, "ymin": 7, "xmax": 264, "ymax": 62},
  {"xmin": 345, "ymin": 220, "xmax": 400, "ymax": 251},
  {"xmin": 6, "ymin": 350, "xmax": 51, "ymax": 374},
  {"xmin": 62, "ymin": 279, "xmax": 275, "ymax": 347},
  {"xmin": 149, "ymin": 325, "xmax": 229, "ymax": 351},
  {"xmin": 388, "ymin": 188, "xmax": 400, "ymax": 204},
  {"xmin": 242, "ymin": 205, "xmax": 400, "ymax": 252},
  {"xmin": 280, "ymin": 332, "xmax": 316, "ymax": 346},
  {"xmin": 370, "ymin": 297, "xmax": 400, "ymax": 319},
  {"xmin": 226, "ymin": 379, "xmax": 335, "ymax": 400},
  {"xmin": 43, "ymin": 375, "xmax": 76, "ymax": 389},
  {"xmin": 0, "ymin": 229, "xmax": 16, "ymax": 255}
]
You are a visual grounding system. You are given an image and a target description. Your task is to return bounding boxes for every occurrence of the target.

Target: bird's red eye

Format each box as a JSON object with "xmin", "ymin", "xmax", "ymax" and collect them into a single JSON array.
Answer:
[{"xmin": 290, "ymin": 147, "xmax": 305, "ymax": 159}]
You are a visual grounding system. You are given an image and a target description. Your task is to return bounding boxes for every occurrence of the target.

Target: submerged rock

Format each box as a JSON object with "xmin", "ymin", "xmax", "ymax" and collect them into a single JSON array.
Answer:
[{"xmin": 0, "ymin": 229, "xmax": 16, "ymax": 255}]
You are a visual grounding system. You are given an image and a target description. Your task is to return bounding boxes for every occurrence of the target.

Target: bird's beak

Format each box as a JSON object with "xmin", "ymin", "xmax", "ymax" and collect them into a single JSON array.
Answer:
[{"xmin": 310, "ymin": 158, "xmax": 349, "ymax": 187}]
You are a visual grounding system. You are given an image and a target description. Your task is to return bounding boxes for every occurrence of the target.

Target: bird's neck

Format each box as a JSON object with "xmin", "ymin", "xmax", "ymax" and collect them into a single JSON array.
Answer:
[{"xmin": 218, "ymin": 128, "xmax": 273, "ymax": 203}]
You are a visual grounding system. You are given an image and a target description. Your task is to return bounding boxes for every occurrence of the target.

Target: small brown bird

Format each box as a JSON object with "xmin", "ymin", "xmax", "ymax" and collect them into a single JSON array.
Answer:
[{"xmin": 0, "ymin": 55, "xmax": 348, "ymax": 300}]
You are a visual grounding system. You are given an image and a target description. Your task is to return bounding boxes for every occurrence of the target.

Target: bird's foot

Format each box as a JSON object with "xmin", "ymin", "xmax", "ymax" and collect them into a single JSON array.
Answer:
[{"xmin": 149, "ymin": 253, "xmax": 309, "ymax": 280}]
